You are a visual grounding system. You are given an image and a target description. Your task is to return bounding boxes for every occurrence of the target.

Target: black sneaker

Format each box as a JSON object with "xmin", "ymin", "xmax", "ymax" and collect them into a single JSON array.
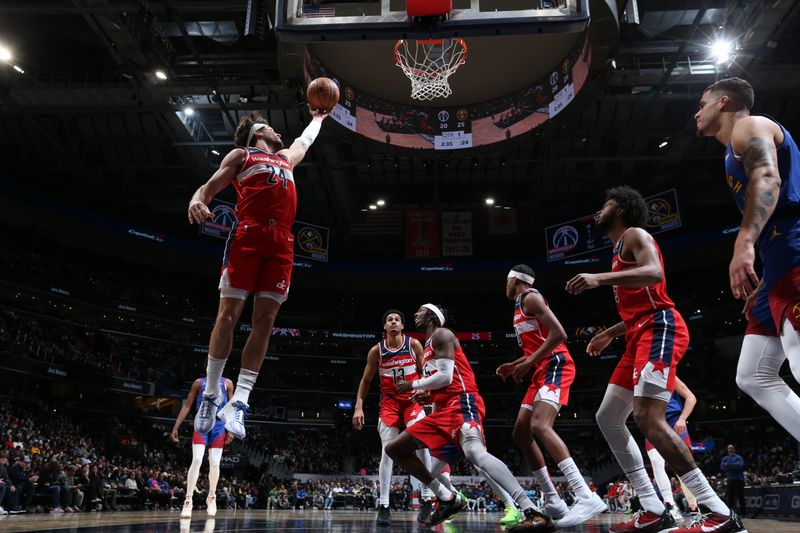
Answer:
[
  {"xmin": 507, "ymin": 507, "xmax": 556, "ymax": 532},
  {"xmin": 377, "ymin": 505, "xmax": 391, "ymax": 526},
  {"xmin": 417, "ymin": 499, "xmax": 434, "ymax": 524},
  {"xmin": 425, "ymin": 492, "xmax": 467, "ymax": 527}
]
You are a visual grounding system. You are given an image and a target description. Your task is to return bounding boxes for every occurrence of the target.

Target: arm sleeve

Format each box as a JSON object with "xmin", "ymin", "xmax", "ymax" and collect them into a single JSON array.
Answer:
[{"xmin": 411, "ymin": 358, "xmax": 454, "ymax": 390}]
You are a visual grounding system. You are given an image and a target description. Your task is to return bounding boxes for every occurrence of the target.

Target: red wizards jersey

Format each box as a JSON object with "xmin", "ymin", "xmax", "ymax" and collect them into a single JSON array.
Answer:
[
  {"xmin": 513, "ymin": 288, "xmax": 569, "ymax": 358},
  {"xmin": 233, "ymin": 147, "xmax": 296, "ymax": 227},
  {"xmin": 612, "ymin": 228, "xmax": 676, "ymax": 328},
  {"xmin": 421, "ymin": 334, "xmax": 479, "ymax": 409},
  {"xmin": 378, "ymin": 335, "xmax": 419, "ymax": 400}
]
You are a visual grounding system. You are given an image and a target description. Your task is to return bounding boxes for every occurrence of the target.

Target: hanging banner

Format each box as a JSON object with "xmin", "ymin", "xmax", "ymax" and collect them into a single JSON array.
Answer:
[
  {"xmin": 294, "ymin": 221, "xmax": 330, "ymax": 262},
  {"xmin": 545, "ymin": 190, "xmax": 682, "ymax": 262},
  {"xmin": 405, "ymin": 210, "xmax": 440, "ymax": 259},
  {"xmin": 441, "ymin": 211, "xmax": 473, "ymax": 256},
  {"xmin": 199, "ymin": 199, "xmax": 237, "ymax": 239}
]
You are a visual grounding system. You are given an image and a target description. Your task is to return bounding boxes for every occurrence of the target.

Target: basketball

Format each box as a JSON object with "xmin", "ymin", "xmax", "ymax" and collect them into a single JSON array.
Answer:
[{"xmin": 307, "ymin": 77, "xmax": 340, "ymax": 112}]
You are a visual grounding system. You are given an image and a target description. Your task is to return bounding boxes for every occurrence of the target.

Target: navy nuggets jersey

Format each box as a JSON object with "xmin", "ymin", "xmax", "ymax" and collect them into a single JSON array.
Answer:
[{"xmin": 725, "ymin": 116, "xmax": 800, "ymax": 332}]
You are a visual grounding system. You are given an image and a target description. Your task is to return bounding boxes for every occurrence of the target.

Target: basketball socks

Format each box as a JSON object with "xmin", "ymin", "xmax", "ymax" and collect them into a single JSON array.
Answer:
[
  {"xmin": 737, "ymin": 334, "xmax": 800, "ymax": 441},
  {"xmin": 231, "ymin": 368, "xmax": 258, "ymax": 405},
  {"xmin": 558, "ymin": 458, "xmax": 593, "ymax": 500},
  {"xmin": 416, "ymin": 448, "xmax": 434, "ymax": 501},
  {"xmin": 429, "ymin": 479, "xmax": 454, "ymax": 501},
  {"xmin": 647, "ymin": 448, "xmax": 676, "ymax": 507},
  {"xmin": 627, "ymin": 467, "xmax": 666, "ymax": 515},
  {"xmin": 204, "ymin": 356, "xmax": 226, "ymax": 399},
  {"xmin": 680, "ymin": 468, "xmax": 728, "ymax": 516},
  {"xmin": 460, "ymin": 436, "xmax": 534, "ymax": 512},
  {"xmin": 532, "ymin": 467, "xmax": 562, "ymax": 504}
]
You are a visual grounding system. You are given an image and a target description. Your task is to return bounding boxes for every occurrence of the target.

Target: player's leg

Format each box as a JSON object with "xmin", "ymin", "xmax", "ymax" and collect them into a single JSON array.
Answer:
[
  {"xmin": 207, "ymin": 444, "xmax": 223, "ymax": 517},
  {"xmin": 647, "ymin": 444, "xmax": 679, "ymax": 519},
  {"xmin": 736, "ymin": 329, "xmax": 800, "ymax": 440},
  {"xmin": 219, "ymin": 244, "xmax": 292, "ymax": 438},
  {"xmin": 404, "ymin": 404, "xmax": 434, "ymax": 504},
  {"xmin": 182, "ymin": 442, "xmax": 207, "ymax": 518},
  {"xmin": 377, "ymin": 419, "xmax": 399, "ymax": 524},
  {"xmin": 458, "ymin": 425, "xmax": 550, "ymax": 532},
  {"xmin": 384, "ymin": 432, "xmax": 446, "ymax": 498},
  {"xmin": 473, "ymin": 465, "xmax": 521, "ymax": 526},
  {"xmin": 521, "ymin": 401, "xmax": 567, "ymax": 517}
]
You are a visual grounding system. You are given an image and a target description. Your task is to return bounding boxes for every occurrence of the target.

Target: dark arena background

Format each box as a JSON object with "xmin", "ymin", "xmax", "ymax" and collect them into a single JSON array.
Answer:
[{"xmin": 1, "ymin": 1, "xmax": 800, "ymax": 532}]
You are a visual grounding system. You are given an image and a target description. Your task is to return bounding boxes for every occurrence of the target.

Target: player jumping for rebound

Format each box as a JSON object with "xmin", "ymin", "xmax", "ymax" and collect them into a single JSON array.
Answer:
[
  {"xmin": 171, "ymin": 376, "xmax": 234, "ymax": 518},
  {"xmin": 352, "ymin": 309, "xmax": 442, "ymax": 526},
  {"xmin": 188, "ymin": 108, "xmax": 328, "ymax": 440},
  {"xmin": 385, "ymin": 304, "xmax": 552, "ymax": 531},
  {"xmin": 695, "ymin": 77, "xmax": 800, "ymax": 443},
  {"xmin": 497, "ymin": 264, "xmax": 606, "ymax": 527},
  {"xmin": 567, "ymin": 186, "xmax": 746, "ymax": 533}
]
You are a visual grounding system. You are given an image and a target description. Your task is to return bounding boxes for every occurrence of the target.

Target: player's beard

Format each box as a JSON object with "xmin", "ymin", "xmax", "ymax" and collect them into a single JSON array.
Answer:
[{"xmin": 596, "ymin": 212, "xmax": 614, "ymax": 233}]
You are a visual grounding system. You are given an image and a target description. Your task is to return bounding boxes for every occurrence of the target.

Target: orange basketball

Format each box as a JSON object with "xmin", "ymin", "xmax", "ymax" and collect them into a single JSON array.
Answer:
[{"xmin": 307, "ymin": 77, "xmax": 340, "ymax": 112}]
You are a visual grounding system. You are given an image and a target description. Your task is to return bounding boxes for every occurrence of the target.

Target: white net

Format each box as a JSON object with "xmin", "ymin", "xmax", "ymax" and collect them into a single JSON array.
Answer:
[{"xmin": 394, "ymin": 38, "xmax": 467, "ymax": 101}]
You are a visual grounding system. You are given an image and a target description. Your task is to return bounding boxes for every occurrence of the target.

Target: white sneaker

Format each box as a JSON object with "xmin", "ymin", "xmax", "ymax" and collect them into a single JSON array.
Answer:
[
  {"xmin": 181, "ymin": 499, "xmax": 193, "ymax": 519},
  {"xmin": 206, "ymin": 494, "xmax": 217, "ymax": 517},
  {"xmin": 0, "ymin": 506, "xmax": 7, "ymax": 515},
  {"xmin": 193, "ymin": 393, "xmax": 220, "ymax": 434},
  {"xmin": 217, "ymin": 401, "xmax": 248, "ymax": 439},
  {"xmin": 546, "ymin": 498, "xmax": 570, "ymax": 520},
  {"xmin": 669, "ymin": 505, "xmax": 683, "ymax": 524},
  {"xmin": 554, "ymin": 493, "xmax": 608, "ymax": 527}
]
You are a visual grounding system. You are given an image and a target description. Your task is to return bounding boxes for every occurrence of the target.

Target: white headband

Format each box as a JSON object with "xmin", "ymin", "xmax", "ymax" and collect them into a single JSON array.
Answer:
[
  {"xmin": 421, "ymin": 303, "xmax": 445, "ymax": 326},
  {"xmin": 246, "ymin": 123, "xmax": 267, "ymax": 146},
  {"xmin": 508, "ymin": 269, "xmax": 535, "ymax": 285}
]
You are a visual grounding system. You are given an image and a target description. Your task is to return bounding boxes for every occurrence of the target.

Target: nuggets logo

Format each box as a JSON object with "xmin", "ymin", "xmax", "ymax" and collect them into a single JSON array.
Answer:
[
  {"xmin": 456, "ymin": 108, "xmax": 468, "ymax": 122},
  {"xmin": 646, "ymin": 198, "xmax": 679, "ymax": 229},
  {"xmin": 344, "ymin": 86, "xmax": 355, "ymax": 101},
  {"xmin": 792, "ymin": 302, "xmax": 800, "ymax": 319},
  {"xmin": 298, "ymin": 227, "xmax": 323, "ymax": 253}
]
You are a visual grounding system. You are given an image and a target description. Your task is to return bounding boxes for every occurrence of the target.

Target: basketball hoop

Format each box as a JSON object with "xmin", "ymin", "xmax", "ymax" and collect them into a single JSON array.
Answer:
[{"xmin": 394, "ymin": 38, "xmax": 467, "ymax": 101}]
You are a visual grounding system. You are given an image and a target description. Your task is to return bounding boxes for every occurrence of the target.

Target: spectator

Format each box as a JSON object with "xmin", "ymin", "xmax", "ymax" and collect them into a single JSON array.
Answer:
[
  {"xmin": 65, "ymin": 465, "xmax": 84, "ymax": 512},
  {"xmin": 38, "ymin": 461, "xmax": 70, "ymax": 512},
  {"xmin": 721, "ymin": 444, "xmax": 746, "ymax": 516},
  {"xmin": 295, "ymin": 486, "xmax": 308, "ymax": 509},
  {"xmin": 0, "ymin": 451, "xmax": 10, "ymax": 515},
  {"xmin": 8, "ymin": 454, "xmax": 38, "ymax": 513}
]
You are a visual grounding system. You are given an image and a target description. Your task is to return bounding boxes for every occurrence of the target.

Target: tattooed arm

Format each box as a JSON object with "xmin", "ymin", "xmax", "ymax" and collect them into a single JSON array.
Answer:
[{"xmin": 729, "ymin": 116, "xmax": 783, "ymax": 299}]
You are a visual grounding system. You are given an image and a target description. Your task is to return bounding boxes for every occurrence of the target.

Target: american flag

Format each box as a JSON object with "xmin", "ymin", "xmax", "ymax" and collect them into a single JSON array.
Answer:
[
  {"xmin": 349, "ymin": 210, "xmax": 404, "ymax": 236},
  {"xmin": 302, "ymin": 3, "xmax": 336, "ymax": 18}
]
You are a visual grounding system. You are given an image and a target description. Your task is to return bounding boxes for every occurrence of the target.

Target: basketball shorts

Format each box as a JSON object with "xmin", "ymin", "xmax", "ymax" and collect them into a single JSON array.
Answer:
[
  {"xmin": 379, "ymin": 396, "xmax": 425, "ymax": 429},
  {"xmin": 610, "ymin": 308, "xmax": 689, "ymax": 401},
  {"xmin": 759, "ymin": 216, "xmax": 800, "ymax": 332},
  {"xmin": 219, "ymin": 220, "xmax": 294, "ymax": 303},
  {"xmin": 645, "ymin": 412, "xmax": 691, "ymax": 451},
  {"xmin": 405, "ymin": 393, "xmax": 485, "ymax": 464},
  {"xmin": 192, "ymin": 423, "xmax": 226, "ymax": 449},
  {"xmin": 745, "ymin": 285, "xmax": 778, "ymax": 337},
  {"xmin": 522, "ymin": 351, "xmax": 575, "ymax": 411}
]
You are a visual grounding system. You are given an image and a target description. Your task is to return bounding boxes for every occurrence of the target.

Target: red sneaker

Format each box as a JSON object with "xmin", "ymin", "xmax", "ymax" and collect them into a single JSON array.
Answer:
[
  {"xmin": 673, "ymin": 510, "xmax": 747, "ymax": 533},
  {"xmin": 609, "ymin": 509, "xmax": 677, "ymax": 533}
]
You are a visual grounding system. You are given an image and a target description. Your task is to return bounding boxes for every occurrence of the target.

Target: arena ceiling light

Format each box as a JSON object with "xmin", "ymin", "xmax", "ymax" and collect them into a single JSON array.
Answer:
[
  {"xmin": 376, "ymin": 199, "xmax": 385, "ymax": 206},
  {"xmin": 154, "ymin": 70, "xmax": 168, "ymax": 80},
  {"xmin": 0, "ymin": 44, "xmax": 11, "ymax": 62},
  {"xmin": 183, "ymin": 106, "xmax": 195, "ymax": 116},
  {"xmin": 485, "ymin": 197, "xmax": 495, "ymax": 205},
  {"xmin": 658, "ymin": 140, "xmax": 669, "ymax": 149},
  {"xmin": 711, "ymin": 39, "xmax": 732, "ymax": 64},
  {"xmin": 368, "ymin": 204, "xmax": 377, "ymax": 210}
]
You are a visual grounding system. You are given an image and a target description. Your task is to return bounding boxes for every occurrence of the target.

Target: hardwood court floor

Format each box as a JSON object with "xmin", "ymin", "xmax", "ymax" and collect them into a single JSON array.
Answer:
[{"xmin": 0, "ymin": 509, "xmax": 794, "ymax": 532}]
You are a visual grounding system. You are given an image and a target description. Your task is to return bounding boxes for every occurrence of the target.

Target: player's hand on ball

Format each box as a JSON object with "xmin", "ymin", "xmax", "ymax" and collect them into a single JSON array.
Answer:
[
  {"xmin": 565, "ymin": 273, "xmax": 600, "ymax": 295},
  {"xmin": 352, "ymin": 408, "xmax": 365, "ymax": 430},
  {"xmin": 170, "ymin": 429, "xmax": 179, "ymax": 443},
  {"xmin": 188, "ymin": 200, "xmax": 212, "ymax": 224},
  {"xmin": 586, "ymin": 331, "xmax": 613, "ymax": 356},
  {"xmin": 396, "ymin": 381, "xmax": 414, "ymax": 393},
  {"xmin": 307, "ymin": 104, "xmax": 331, "ymax": 120},
  {"xmin": 496, "ymin": 362, "xmax": 515, "ymax": 380}
]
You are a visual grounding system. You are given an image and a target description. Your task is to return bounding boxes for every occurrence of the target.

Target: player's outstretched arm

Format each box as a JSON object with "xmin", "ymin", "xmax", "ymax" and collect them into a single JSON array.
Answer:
[
  {"xmin": 188, "ymin": 148, "xmax": 246, "ymax": 224},
  {"xmin": 729, "ymin": 116, "xmax": 782, "ymax": 299},
  {"xmin": 171, "ymin": 379, "xmax": 201, "ymax": 442},
  {"xmin": 278, "ymin": 106, "xmax": 330, "ymax": 168},
  {"xmin": 353, "ymin": 345, "xmax": 380, "ymax": 430}
]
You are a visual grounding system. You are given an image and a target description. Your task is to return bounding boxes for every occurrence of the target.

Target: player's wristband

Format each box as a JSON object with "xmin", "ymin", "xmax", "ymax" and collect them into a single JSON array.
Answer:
[{"xmin": 297, "ymin": 120, "xmax": 321, "ymax": 149}]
